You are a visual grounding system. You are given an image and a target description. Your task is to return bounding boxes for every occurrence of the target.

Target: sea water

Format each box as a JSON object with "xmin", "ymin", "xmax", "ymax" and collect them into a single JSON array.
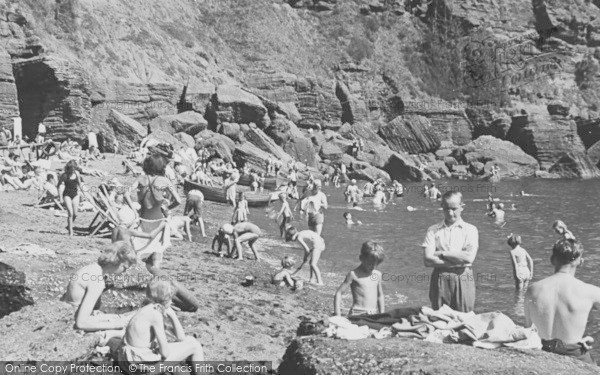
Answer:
[{"xmin": 250, "ymin": 178, "xmax": 600, "ymax": 357}]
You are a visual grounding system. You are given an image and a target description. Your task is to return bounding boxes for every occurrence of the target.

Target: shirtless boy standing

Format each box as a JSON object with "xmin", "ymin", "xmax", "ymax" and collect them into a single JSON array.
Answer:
[
  {"xmin": 334, "ymin": 241, "xmax": 385, "ymax": 316},
  {"xmin": 525, "ymin": 239, "xmax": 598, "ymax": 365}
]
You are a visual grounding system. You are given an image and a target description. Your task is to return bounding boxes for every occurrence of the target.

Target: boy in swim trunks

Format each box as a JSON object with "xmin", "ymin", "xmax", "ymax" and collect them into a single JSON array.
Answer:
[
  {"xmin": 507, "ymin": 234, "xmax": 533, "ymax": 290},
  {"xmin": 334, "ymin": 240, "xmax": 385, "ymax": 316},
  {"xmin": 117, "ymin": 280, "xmax": 204, "ymax": 373},
  {"xmin": 285, "ymin": 226, "xmax": 326, "ymax": 285},
  {"xmin": 184, "ymin": 189, "xmax": 207, "ymax": 238}
]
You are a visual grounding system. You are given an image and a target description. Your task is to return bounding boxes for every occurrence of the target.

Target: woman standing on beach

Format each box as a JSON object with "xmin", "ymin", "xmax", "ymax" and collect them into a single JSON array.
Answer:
[
  {"xmin": 129, "ymin": 154, "xmax": 181, "ymax": 270},
  {"xmin": 57, "ymin": 160, "xmax": 83, "ymax": 236}
]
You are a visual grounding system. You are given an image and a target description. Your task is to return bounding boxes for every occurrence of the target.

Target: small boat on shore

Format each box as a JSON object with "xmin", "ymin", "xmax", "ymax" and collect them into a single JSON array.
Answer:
[
  {"xmin": 184, "ymin": 180, "xmax": 275, "ymax": 207},
  {"xmin": 238, "ymin": 174, "xmax": 308, "ymax": 190}
]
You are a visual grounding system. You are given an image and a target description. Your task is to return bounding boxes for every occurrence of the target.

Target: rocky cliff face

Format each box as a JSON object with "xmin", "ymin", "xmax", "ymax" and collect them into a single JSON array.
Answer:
[{"xmin": 0, "ymin": 0, "xmax": 598, "ymax": 178}]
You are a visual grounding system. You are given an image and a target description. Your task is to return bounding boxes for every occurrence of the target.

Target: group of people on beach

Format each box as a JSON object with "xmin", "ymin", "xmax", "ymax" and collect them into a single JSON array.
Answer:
[{"xmin": 8, "ymin": 125, "xmax": 595, "ymax": 369}]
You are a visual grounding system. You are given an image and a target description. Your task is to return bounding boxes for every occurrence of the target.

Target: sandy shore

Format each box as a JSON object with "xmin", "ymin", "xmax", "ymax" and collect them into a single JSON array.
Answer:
[{"xmin": 0, "ymin": 154, "xmax": 332, "ymax": 365}]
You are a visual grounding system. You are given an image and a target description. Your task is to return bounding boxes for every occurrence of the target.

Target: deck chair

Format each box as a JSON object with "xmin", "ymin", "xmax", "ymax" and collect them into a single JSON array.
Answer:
[
  {"xmin": 86, "ymin": 190, "xmax": 120, "ymax": 237},
  {"xmin": 122, "ymin": 160, "xmax": 142, "ymax": 176},
  {"xmin": 35, "ymin": 194, "xmax": 64, "ymax": 210}
]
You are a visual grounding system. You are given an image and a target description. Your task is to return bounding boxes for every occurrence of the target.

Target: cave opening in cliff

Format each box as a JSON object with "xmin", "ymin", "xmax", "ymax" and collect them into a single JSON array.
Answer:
[{"xmin": 12, "ymin": 59, "xmax": 68, "ymax": 139}]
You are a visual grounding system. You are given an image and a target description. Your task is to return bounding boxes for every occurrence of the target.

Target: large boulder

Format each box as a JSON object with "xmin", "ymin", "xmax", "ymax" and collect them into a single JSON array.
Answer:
[
  {"xmin": 106, "ymin": 109, "xmax": 148, "ymax": 152},
  {"xmin": 379, "ymin": 115, "xmax": 441, "ymax": 154},
  {"xmin": 174, "ymin": 132, "xmax": 195, "ymax": 148},
  {"xmin": 147, "ymin": 130, "xmax": 185, "ymax": 150},
  {"xmin": 463, "ymin": 135, "xmax": 539, "ymax": 178},
  {"xmin": 194, "ymin": 130, "xmax": 235, "ymax": 162},
  {"xmin": 221, "ymin": 122, "xmax": 244, "ymax": 143},
  {"xmin": 335, "ymin": 80, "xmax": 368, "ymax": 125},
  {"xmin": 233, "ymin": 141, "xmax": 275, "ymax": 172},
  {"xmin": 0, "ymin": 262, "xmax": 34, "ymax": 318},
  {"xmin": 242, "ymin": 123, "xmax": 292, "ymax": 165},
  {"xmin": 265, "ymin": 117, "xmax": 292, "ymax": 145},
  {"xmin": 405, "ymin": 103, "xmax": 473, "ymax": 146},
  {"xmin": 207, "ymin": 85, "xmax": 269, "ymax": 129},
  {"xmin": 279, "ymin": 336, "xmax": 599, "ymax": 374},
  {"xmin": 549, "ymin": 152, "xmax": 600, "ymax": 179},
  {"xmin": 587, "ymin": 139, "xmax": 600, "ymax": 166},
  {"xmin": 184, "ymin": 79, "xmax": 215, "ymax": 114},
  {"xmin": 465, "ymin": 107, "xmax": 511, "ymax": 139},
  {"xmin": 341, "ymin": 155, "xmax": 390, "ymax": 182},
  {"xmin": 149, "ymin": 111, "xmax": 208, "ymax": 137},
  {"xmin": 339, "ymin": 122, "xmax": 425, "ymax": 181},
  {"xmin": 296, "ymin": 79, "xmax": 343, "ymax": 129},
  {"xmin": 506, "ymin": 114, "xmax": 586, "ymax": 169},
  {"xmin": 319, "ymin": 141, "xmax": 344, "ymax": 161}
]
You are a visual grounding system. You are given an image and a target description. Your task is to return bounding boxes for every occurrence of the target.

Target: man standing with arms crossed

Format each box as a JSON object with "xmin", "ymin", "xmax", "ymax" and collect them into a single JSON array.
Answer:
[
  {"xmin": 525, "ymin": 239, "xmax": 597, "ymax": 365},
  {"xmin": 422, "ymin": 191, "xmax": 478, "ymax": 312}
]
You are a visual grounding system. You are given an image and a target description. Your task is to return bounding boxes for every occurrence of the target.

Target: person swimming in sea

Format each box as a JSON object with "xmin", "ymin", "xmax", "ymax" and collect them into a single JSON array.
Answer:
[{"xmin": 553, "ymin": 220, "xmax": 575, "ymax": 240}]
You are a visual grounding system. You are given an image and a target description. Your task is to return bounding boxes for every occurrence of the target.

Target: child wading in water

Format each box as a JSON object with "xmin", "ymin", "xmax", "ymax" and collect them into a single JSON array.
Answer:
[
  {"xmin": 334, "ymin": 240, "xmax": 385, "ymax": 316},
  {"xmin": 272, "ymin": 256, "xmax": 304, "ymax": 290},
  {"xmin": 117, "ymin": 280, "xmax": 204, "ymax": 372},
  {"xmin": 553, "ymin": 220, "xmax": 575, "ymax": 240},
  {"xmin": 285, "ymin": 226, "xmax": 326, "ymax": 285},
  {"xmin": 507, "ymin": 234, "xmax": 533, "ymax": 290},
  {"xmin": 276, "ymin": 193, "xmax": 293, "ymax": 237},
  {"xmin": 232, "ymin": 192, "xmax": 249, "ymax": 224}
]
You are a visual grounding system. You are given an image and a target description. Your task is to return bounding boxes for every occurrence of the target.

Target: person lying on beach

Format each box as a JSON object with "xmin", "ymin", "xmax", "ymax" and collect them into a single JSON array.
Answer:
[
  {"xmin": 507, "ymin": 234, "xmax": 533, "ymax": 290},
  {"xmin": 553, "ymin": 220, "xmax": 575, "ymax": 240},
  {"xmin": 272, "ymin": 256, "xmax": 303, "ymax": 290},
  {"xmin": 285, "ymin": 226, "xmax": 325, "ymax": 285},
  {"xmin": 116, "ymin": 280, "xmax": 204, "ymax": 372},
  {"xmin": 184, "ymin": 189, "xmax": 207, "ymax": 237},
  {"xmin": 334, "ymin": 240, "xmax": 385, "ymax": 316},
  {"xmin": 525, "ymin": 239, "xmax": 597, "ymax": 365},
  {"xmin": 61, "ymin": 241, "xmax": 137, "ymax": 343},
  {"xmin": 213, "ymin": 222, "xmax": 262, "ymax": 261},
  {"xmin": 343, "ymin": 212, "xmax": 361, "ymax": 225},
  {"xmin": 167, "ymin": 215, "xmax": 192, "ymax": 241}
]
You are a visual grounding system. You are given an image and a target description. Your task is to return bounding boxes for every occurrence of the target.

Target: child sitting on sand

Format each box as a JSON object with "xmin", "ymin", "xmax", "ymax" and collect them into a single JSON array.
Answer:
[
  {"xmin": 553, "ymin": 220, "xmax": 575, "ymax": 240},
  {"xmin": 41, "ymin": 173, "xmax": 59, "ymax": 200},
  {"xmin": 117, "ymin": 280, "xmax": 204, "ymax": 371},
  {"xmin": 334, "ymin": 240, "xmax": 385, "ymax": 316},
  {"xmin": 285, "ymin": 226, "xmax": 326, "ymax": 285},
  {"xmin": 272, "ymin": 256, "xmax": 304, "ymax": 290},
  {"xmin": 167, "ymin": 215, "xmax": 192, "ymax": 241},
  {"xmin": 507, "ymin": 234, "xmax": 533, "ymax": 290}
]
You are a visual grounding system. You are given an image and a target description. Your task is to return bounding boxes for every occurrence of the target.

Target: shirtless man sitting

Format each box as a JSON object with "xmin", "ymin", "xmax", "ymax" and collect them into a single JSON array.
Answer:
[
  {"xmin": 525, "ymin": 239, "xmax": 598, "ymax": 365},
  {"xmin": 212, "ymin": 222, "xmax": 261, "ymax": 261}
]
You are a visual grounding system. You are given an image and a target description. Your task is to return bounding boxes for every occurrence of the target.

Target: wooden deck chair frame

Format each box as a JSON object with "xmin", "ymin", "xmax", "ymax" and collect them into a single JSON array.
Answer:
[
  {"xmin": 86, "ymin": 191, "xmax": 120, "ymax": 237},
  {"xmin": 35, "ymin": 194, "xmax": 64, "ymax": 210},
  {"xmin": 122, "ymin": 160, "xmax": 141, "ymax": 176}
]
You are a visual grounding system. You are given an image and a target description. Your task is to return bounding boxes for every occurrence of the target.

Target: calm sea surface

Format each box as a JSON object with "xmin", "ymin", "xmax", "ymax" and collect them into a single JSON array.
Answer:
[{"xmin": 248, "ymin": 178, "xmax": 600, "ymax": 355}]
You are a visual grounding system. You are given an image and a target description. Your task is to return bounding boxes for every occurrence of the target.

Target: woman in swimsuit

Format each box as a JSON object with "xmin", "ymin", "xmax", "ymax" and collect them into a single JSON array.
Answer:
[
  {"xmin": 57, "ymin": 160, "xmax": 83, "ymax": 236},
  {"xmin": 507, "ymin": 234, "xmax": 533, "ymax": 290},
  {"xmin": 129, "ymin": 154, "xmax": 181, "ymax": 270}
]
